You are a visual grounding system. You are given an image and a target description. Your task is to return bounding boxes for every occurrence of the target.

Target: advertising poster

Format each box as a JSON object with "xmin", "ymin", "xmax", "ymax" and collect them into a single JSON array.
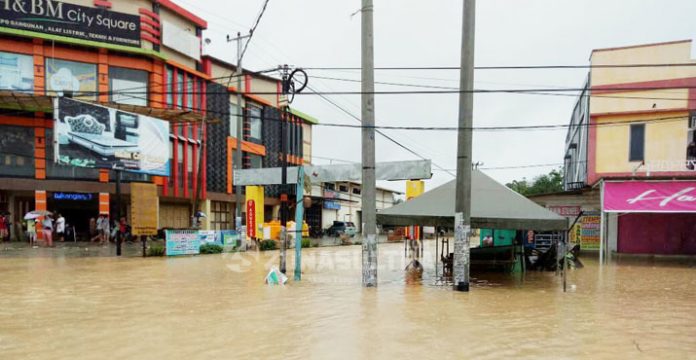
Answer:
[
  {"xmin": 46, "ymin": 59, "xmax": 97, "ymax": 100},
  {"xmin": 0, "ymin": 51, "xmax": 34, "ymax": 92},
  {"xmin": 130, "ymin": 183, "xmax": 158, "ymax": 236},
  {"xmin": 54, "ymin": 97, "xmax": 170, "ymax": 176},
  {"xmin": 246, "ymin": 200, "xmax": 256, "ymax": 238}
]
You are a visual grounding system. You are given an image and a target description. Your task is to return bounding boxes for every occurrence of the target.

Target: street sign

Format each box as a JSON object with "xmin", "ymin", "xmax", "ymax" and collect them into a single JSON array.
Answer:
[{"xmin": 233, "ymin": 160, "xmax": 432, "ymax": 186}]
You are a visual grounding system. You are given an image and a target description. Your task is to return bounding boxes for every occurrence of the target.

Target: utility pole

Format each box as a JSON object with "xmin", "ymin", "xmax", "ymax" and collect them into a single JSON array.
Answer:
[
  {"xmin": 280, "ymin": 96, "xmax": 288, "ymax": 274},
  {"xmin": 361, "ymin": 0, "xmax": 378, "ymax": 287},
  {"xmin": 453, "ymin": 0, "xmax": 476, "ymax": 292},
  {"xmin": 227, "ymin": 32, "xmax": 251, "ymax": 237}
]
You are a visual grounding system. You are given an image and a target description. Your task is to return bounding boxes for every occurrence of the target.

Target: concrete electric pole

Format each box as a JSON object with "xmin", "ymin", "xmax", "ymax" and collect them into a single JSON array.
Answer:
[
  {"xmin": 361, "ymin": 0, "xmax": 378, "ymax": 287},
  {"xmin": 227, "ymin": 32, "xmax": 251, "ymax": 239},
  {"xmin": 453, "ymin": 0, "xmax": 476, "ymax": 292}
]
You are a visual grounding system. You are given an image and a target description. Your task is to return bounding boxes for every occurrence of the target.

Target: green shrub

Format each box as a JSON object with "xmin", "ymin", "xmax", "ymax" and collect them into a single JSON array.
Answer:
[
  {"xmin": 199, "ymin": 243, "xmax": 223, "ymax": 254},
  {"xmin": 260, "ymin": 240, "xmax": 277, "ymax": 251},
  {"xmin": 301, "ymin": 238, "xmax": 311, "ymax": 248},
  {"xmin": 148, "ymin": 244, "xmax": 165, "ymax": 257}
]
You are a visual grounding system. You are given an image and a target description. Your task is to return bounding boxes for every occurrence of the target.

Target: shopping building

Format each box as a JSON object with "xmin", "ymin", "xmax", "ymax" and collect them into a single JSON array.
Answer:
[
  {"xmin": 560, "ymin": 39, "xmax": 696, "ymax": 255},
  {"xmin": 0, "ymin": 0, "xmax": 314, "ymax": 240}
]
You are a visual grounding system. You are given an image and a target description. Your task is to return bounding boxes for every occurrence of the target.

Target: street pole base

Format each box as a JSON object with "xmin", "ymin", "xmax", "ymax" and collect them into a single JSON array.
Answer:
[{"xmin": 455, "ymin": 282, "xmax": 470, "ymax": 292}]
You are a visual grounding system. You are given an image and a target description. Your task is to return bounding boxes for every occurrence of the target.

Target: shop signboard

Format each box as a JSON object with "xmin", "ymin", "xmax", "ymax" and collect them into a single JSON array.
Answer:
[
  {"xmin": 46, "ymin": 59, "xmax": 96, "ymax": 100},
  {"xmin": 547, "ymin": 205, "xmax": 581, "ymax": 217},
  {"xmin": 604, "ymin": 181, "xmax": 696, "ymax": 213},
  {"xmin": 54, "ymin": 97, "xmax": 170, "ymax": 176},
  {"xmin": 323, "ymin": 200, "xmax": 340, "ymax": 210},
  {"xmin": 53, "ymin": 192, "xmax": 93, "ymax": 201},
  {"xmin": 0, "ymin": 0, "xmax": 141, "ymax": 47},
  {"xmin": 130, "ymin": 183, "xmax": 158, "ymax": 236},
  {"xmin": 165, "ymin": 230, "xmax": 200, "ymax": 256}
]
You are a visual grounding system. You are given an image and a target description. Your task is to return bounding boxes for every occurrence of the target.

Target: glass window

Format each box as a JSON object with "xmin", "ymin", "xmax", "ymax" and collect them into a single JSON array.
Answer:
[
  {"xmin": 352, "ymin": 187, "xmax": 361, "ymax": 195},
  {"xmin": 187, "ymin": 142, "xmax": 193, "ymax": 172},
  {"xmin": 325, "ymin": 183, "xmax": 335, "ymax": 191},
  {"xmin": 230, "ymin": 103, "xmax": 241, "ymax": 138},
  {"xmin": 339, "ymin": 184, "xmax": 349, "ymax": 193},
  {"xmin": 166, "ymin": 66, "xmax": 173, "ymax": 107},
  {"xmin": 249, "ymin": 154, "xmax": 263, "ymax": 168},
  {"xmin": 0, "ymin": 51, "xmax": 34, "ymax": 92},
  {"xmin": 248, "ymin": 106, "xmax": 262, "ymax": 140},
  {"xmin": 109, "ymin": 67, "xmax": 148, "ymax": 106},
  {"xmin": 45, "ymin": 58, "xmax": 97, "ymax": 100},
  {"xmin": 186, "ymin": 76, "xmax": 193, "ymax": 111},
  {"xmin": 0, "ymin": 125, "xmax": 34, "ymax": 177},
  {"xmin": 629, "ymin": 124, "xmax": 645, "ymax": 162},
  {"xmin": 176, "ymin": 71, "xmax": 184, "ymax": 109}
]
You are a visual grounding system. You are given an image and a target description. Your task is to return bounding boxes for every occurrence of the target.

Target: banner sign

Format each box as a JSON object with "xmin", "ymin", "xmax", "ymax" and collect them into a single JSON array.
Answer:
[
  {"xmin": 0, "ymin": 0, "xmax": 141, "ymax": 47},
  {"xmin": 246, "ymin": 200, "xmax": 256, "ymax": 238},
  {"xmin": 54, "ymin": 97, "xmax": 170, "ymax": 176},
  {"xmin": 323, "ymin": 200, "xmax": 340, "ymax": 210},
  {"xmin": 604, "ymin": 181, "xmax": 696, "ymax": 213},
  {"xmin": 130, "ymin": 183, "xmax": 158, "ymax": 236},
  {"xmin": 165, "ymin": 230, "xmax": 200, "ymax": 256},
  {"xmin": 579, "ymin": 212, "xmax": 600, "ymax": 250}
]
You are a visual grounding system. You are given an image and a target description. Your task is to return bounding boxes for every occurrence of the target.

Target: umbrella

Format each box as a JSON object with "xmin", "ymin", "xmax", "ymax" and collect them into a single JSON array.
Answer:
[
  {"xmin": 195, "ymin": 211, "xmax": 207, "ymax": 218},
  {"xmin": 24, "ymin": 210, "xmax": 52, "ymax": 220}
]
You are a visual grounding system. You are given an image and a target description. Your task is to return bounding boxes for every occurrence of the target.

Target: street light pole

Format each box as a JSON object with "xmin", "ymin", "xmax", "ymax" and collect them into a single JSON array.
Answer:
[
  {"xmin": 361, "ymin": 0, "xmax": 378, "ymax": 287},
  {"xmin": 453, "ymin": 0, "xmax": 476, "ymax": 292}
]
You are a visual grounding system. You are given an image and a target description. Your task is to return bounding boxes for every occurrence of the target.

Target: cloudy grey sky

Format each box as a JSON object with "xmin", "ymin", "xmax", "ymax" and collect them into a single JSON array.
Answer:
[{"xmin": 183, "ymin": 0, "xmax": 696, "ymax": 193}]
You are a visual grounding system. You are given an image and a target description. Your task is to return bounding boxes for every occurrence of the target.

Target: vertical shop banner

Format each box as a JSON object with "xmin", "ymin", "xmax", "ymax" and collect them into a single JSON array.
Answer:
[
  {"xmin": 46, "ymin": 59, "xmax": 97, "ymax": 100},
  {"xmin": 246, "ymin": 200, "xmax": 256, "ymax": 238},
  {"xmin": 130, "ymin": 183, "xmax": 158, "ymax": 236},
  {"xmin": 580, "ymin": 212, "xmax": 600, "ymax": 250},
  {"xmin": 54, "ymin": 97, "xmax": 170, "ymax": 175},
  {"xmin": 604, "ymin": 181, "xmax": 696, "ymax": 213}
]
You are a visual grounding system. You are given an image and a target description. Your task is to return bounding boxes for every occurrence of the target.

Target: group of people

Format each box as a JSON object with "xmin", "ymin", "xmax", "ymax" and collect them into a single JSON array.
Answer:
[
  {"xmin": 27, "ymin": 213, "xmax": 67, "ymax": 247},
  {"xmin": 89, "ymin": 215, "xmax": 131, "ymax": 245}
]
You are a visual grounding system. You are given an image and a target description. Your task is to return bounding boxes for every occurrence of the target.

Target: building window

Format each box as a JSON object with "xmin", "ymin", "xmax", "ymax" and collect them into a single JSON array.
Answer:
[
  {"xmin": 186, "ymin": 75, "xmax": 193, "ymax": 110},
  {"xmin": 109, "ymin": 67, "xmax": 148, "ymax": 106},
  {"xmin": 166, "ymin": 67, "xmax": 173, "ymax": 107},
  {"xmin": 249, "ymin": 154, "xmax": 263, "ymax": 168},
  {"xmin": 210, "ymin": 201, "xmax": 232, "ymax": 231},
  {"xmin": 629, "ymin": 124, "xmax": 645, "ymax": 162},
  {"xmin": 325, "ymin": 183, "xmax": 335, "ymax": 191},
  {"xmin": 339, "ymin": 184, "xmax": 349, "ymax": 193},
  {"xmin": 248, "ymin": 106, "xmax": 262, "ymax": 141},
  {"xmin": 352, "ymin": 187, "xmax": 361, "ymax": 195},
  {"xmin": 230, "ymin": 103, "xmax": 241, "ymax": 138},
  {"xmin": 45, "ymin": 58, "xmax": 97, "ymax": 100},
  {"xmin": 0, "ymin": 51, "xmax": 33, "ymax": 92},
  {"xmin": 176, "ymin": 71, "xmax": 184, "ymax": 109},
  {"xmin": 0, "ymin": 125, "xmax": 34, "ymax": 177}
]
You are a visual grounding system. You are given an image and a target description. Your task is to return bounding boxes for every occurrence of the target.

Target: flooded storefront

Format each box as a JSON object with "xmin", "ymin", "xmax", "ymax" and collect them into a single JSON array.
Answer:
[{"xmin": 0, "ymin": 242, "xmax": 695, "ymax": 359}]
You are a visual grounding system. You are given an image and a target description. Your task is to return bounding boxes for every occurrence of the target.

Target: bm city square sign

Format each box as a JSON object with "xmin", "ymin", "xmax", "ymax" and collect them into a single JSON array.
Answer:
[{"xmin": 0, "ymin": 0, "xmax": 141, "ymax": 47}]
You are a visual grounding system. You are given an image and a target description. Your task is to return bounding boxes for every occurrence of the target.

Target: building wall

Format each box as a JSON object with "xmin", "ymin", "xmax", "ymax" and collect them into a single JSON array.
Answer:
[{"xmin": 594, "ymin": 112, "xmax": 689, "ymax": 174}]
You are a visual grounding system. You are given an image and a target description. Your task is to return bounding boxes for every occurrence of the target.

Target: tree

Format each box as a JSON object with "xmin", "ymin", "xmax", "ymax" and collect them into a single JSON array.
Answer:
[{"xmin": 506, "ymin": 168, "xmax": 563, "ymax": 196}]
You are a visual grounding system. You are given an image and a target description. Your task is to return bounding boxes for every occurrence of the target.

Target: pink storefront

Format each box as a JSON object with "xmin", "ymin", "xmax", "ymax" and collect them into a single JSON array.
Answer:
[{"xmin": 602, "ymin": 181, "xmax": 696, "ymax": 255}]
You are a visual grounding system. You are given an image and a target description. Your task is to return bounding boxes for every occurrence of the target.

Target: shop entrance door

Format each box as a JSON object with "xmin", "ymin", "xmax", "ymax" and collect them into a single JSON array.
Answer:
[{"xmin": 48, "ymin": 192, "xmax": 99, "ymax": 241}]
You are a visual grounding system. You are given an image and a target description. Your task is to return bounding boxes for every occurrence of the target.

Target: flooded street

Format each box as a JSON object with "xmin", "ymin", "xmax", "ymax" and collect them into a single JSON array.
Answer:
[{"xmin": 1, "ymin": 242, "xmax": 695, "ymax": 359}]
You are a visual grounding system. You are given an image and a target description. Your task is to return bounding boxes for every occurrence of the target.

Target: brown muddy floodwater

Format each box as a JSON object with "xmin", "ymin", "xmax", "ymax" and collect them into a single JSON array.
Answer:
[{"xmin": 1, "ymin": 241, "xmax": 695, "ymax": 359}]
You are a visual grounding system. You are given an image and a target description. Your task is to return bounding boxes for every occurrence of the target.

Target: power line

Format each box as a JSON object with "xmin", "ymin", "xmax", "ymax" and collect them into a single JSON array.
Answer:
[
  {"xmin": 301, "ymin": 63, "xmax": 696, "ymax": 71},
  {"xmin": 240, "ymin": 0, "xmax": 272, "ymax": 61},
  {"xmin": 305, "ymin": 84, "xmax": 457, "ymax": 177}
]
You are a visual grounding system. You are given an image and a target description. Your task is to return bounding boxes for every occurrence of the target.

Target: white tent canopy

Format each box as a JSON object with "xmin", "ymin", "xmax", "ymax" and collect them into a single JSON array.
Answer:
[{"xmin": 377, "ymin": 171, "xmax": 568, "ymax": 231}]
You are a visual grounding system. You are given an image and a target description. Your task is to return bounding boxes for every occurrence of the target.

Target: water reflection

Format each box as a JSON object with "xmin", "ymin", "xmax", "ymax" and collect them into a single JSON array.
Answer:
[{"xmin": 0, "ymin": 242, "xmax": 695, "ymax": 359}]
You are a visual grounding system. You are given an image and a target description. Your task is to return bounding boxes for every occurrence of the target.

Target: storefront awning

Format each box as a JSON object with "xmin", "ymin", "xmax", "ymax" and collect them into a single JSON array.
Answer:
[{"xmin": 0, "ymin": 90, "xmax": 219, "ymax": 124}]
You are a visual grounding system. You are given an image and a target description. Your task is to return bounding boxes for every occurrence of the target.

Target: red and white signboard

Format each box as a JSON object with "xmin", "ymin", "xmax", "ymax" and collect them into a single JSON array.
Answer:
[
  {"xmin": 604, "ymin": 181, "xmax": 696, "ymax": 213},
  {"xmin": 246, "ymin": 200, "xmax": 256, "ymax": 238},
  {"xmin": 547, "ymin": 205, "xmax": 581, "ymax": 217}
]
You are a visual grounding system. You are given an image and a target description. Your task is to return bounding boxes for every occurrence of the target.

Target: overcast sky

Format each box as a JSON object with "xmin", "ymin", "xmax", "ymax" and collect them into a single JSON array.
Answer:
[{"xmin": 182, "ymin": 0, "xmax": 696, "ymax": 193}]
